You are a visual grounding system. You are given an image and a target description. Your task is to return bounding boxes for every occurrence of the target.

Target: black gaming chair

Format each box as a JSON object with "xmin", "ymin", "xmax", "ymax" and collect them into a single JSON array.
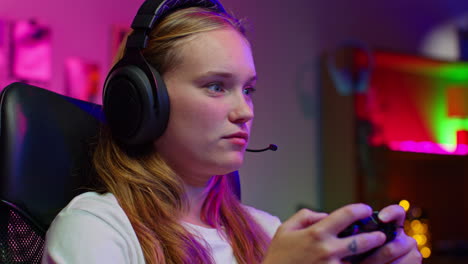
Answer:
[{"xmin": 0, "ymin": 82, "xmax": 241, "ymax": 263}]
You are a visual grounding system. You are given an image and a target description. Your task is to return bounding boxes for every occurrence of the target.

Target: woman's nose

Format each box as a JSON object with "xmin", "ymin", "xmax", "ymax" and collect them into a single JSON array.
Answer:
[{"xmin": 228, "ymin": 94, "xmax": 254, "ymax": 124}]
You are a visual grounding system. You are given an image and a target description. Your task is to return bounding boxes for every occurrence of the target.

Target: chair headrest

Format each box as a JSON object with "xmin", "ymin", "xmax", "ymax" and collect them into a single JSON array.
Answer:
[{"xmin": 0, "ymin": 82, "xmax": 103, "ymax": 229}]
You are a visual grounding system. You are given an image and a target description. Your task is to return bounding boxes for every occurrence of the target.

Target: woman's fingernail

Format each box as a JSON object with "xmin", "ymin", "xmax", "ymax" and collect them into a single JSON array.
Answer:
[
  {"xmin": 378, "ymin": 232, "xmax": 386, "ymax": 241},
  {"xmin": 379, "ymin": 211, "xmax": 390, "ymax": 222}
]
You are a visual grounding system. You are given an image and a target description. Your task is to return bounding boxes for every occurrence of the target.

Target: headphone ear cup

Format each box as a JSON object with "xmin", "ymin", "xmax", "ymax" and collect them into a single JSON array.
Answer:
[{"xmin": 103, "ymin": 61, "xmax": 170, "ymax": 146}]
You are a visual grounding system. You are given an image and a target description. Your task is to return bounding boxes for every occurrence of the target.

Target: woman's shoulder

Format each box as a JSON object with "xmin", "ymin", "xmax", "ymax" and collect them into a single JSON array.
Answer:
[
  {"xmin": 241, "ymin": 204, "xmax": 282, "ymax": 238},
  {"xmin": 60, "ymin": 191, "xmax": 120, "ymax": 214},
  {"xmin": 43, "ymin": 192, "xmax": 144, "ymax": 263},
  {"xmin": 49, "ymin": 191, "xmax": 135, "ymax": 241},
  {"xmin": 55, "ymin": 192, "xmax": 125, "ymax": 225}
]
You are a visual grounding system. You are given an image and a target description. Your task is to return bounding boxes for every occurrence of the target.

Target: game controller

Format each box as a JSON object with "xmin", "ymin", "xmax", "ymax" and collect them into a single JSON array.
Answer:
[{"xmin": 337, "ymin": 211, "xmax": 398, "ymax": 263}]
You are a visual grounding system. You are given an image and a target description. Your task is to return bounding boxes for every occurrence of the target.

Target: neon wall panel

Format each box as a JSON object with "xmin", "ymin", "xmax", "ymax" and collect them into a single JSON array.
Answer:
[{"xmin": 354, "ymin": 51, "xmax": 468, "ymax": 155}]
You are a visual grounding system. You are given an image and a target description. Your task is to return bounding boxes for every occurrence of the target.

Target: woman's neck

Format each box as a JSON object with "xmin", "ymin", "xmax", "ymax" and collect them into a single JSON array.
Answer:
[{"xmin": 181, "ymin": 177, "xmax": 214, "ymax": 228}]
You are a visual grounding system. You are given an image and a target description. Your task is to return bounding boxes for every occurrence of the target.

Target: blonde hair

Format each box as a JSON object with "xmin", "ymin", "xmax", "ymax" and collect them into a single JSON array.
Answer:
[{"xmin": 94, "ymin": 7, "xmax": 270, "ymax": 264}]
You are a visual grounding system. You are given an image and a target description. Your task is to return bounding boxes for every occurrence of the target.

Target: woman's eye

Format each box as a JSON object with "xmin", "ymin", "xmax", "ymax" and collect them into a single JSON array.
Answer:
[
  {"xmin": 206, "ymin": 83, "xmax": 225, "ymax": 93},
  {"xmin": 243, "ymin": 87, "xmax": 256, "ymax": 96}
]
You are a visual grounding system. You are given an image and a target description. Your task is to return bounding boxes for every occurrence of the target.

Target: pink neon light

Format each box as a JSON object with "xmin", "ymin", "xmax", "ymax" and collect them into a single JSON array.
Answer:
[{"xmin": 389, "ymin": 141, "xmax": 468, "ymax": 155}]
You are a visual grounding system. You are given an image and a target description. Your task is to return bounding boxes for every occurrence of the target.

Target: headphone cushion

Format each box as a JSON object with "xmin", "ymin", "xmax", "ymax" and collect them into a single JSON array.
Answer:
[{"xmin": 104, "ymin": 64, "xmax": 162, "ymax": 145}]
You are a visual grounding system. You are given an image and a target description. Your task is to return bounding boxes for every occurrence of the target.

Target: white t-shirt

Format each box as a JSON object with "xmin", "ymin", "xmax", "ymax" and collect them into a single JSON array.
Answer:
[{"xmin": 42, "ymin": 192, "xmax": 281, "ymax": 264}]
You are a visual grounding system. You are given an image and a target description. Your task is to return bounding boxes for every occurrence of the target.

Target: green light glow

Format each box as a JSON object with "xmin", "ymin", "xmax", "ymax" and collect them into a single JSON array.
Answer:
[
  {"xmin": 378, "ymin": 54, "xmax": 468, "ymax": 82},
  {"xmin": 430, "ymin": 78, "xmax": 468, "ymax": 151},
  {"xmin": 360, "ymin": 52, "xmax": 468, "ymax": 154},
  {"xmin": 437, "ymin": 64, "xmax": 468, "ymax": 82}
]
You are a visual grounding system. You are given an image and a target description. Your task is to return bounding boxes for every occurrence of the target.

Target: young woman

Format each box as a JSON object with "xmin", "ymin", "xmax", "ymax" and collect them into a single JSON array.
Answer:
[{"xmin": 42, "ymin": 1, "xmax": 422, "ymax": 263}]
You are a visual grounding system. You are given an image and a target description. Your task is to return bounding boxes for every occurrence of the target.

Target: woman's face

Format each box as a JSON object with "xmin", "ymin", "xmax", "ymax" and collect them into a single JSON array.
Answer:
[{"xmin": 154, "ymin": 27, "xmax": 256, "ymax": 184}]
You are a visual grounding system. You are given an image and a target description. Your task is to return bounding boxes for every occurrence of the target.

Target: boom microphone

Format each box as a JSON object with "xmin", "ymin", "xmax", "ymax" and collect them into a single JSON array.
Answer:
[{"xmin": 246, "ymin": 144, "xmax": 278, "ymax": 152}]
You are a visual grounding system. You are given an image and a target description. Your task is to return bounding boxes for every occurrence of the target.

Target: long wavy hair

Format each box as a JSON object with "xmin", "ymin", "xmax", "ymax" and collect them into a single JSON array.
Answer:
[{"xmin": 93, "ymin": 7, "xmax": 271, "ymax": 264}]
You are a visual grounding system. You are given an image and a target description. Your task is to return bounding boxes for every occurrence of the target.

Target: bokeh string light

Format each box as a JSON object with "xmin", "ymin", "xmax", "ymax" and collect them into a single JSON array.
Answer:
[{"xmin": 399, "ymin": 200, "xmax": 432, "ymax": 259}]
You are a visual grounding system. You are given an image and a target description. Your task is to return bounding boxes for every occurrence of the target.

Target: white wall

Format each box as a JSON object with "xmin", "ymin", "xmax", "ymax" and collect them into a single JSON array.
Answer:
[{"xmin": 2, "ymin": 0, "xmax": 468, "ymax": 221}]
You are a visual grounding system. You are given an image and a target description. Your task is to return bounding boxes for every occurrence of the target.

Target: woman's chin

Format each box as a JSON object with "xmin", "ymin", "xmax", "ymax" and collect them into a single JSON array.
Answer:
[{"xmin": 213, "ymin": 155, "xmax": 244, "ymax": 175}]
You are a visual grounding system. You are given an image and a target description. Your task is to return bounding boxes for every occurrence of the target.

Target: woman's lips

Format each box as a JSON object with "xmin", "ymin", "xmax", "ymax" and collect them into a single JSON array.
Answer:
[{"xmin": 222, "ymin": 132, "xmax": 249, "ymax": 146}]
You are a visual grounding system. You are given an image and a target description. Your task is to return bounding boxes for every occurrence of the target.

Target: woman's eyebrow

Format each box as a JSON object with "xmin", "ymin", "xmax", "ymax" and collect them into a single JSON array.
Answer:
[
  {"xmin": 197, "ymin": 71, "xmax": 258, "ymax": 83},
  {"xmin": 200, "ymin": 71, "xmax": 233, "ymax": 78},
  {"xmin": 247, "ymin": 75, "xmax": 258, "ymax": 84}
]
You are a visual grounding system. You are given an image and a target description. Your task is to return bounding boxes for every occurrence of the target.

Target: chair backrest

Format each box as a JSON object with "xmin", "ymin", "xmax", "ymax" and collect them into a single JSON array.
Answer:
[
  {"xmin": 0, "ymin": 82, "xmax": 240, "ymax": 263},
  {"xmin": 0, "ymin": 82, "xmax": 103, "ymax": 263}
]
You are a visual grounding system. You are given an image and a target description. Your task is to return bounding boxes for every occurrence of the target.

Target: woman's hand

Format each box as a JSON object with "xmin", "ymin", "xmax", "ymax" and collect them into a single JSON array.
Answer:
[
  {"xmin": 360, "ymin": 204, "xmax": 422, "ymax": 264},
  {"xmin": 262, "ymin": 204, "xmax": 388, "ymax": 264}
]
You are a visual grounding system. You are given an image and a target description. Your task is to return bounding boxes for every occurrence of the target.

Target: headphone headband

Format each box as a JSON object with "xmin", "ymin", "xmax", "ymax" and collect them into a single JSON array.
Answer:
[
  {"xmin": 127, "ymin": 0, "xmax": 226, "ymax": 49},
  {"xmin": 103, "ymin": 0, "xmax": 227, "ymax": 146}
]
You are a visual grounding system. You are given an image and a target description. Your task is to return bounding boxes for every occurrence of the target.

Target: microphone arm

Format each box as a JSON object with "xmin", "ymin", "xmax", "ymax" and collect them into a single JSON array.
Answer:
[{"xmin": 246, "ymin": 144, "xmax": 278, "ymax": 153}]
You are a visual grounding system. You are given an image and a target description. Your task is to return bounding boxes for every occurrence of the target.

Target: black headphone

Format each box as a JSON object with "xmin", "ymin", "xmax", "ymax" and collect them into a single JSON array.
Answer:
[{"xmin": 102, "ymin": 0, "xmax": 226, "ymax": 146}]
